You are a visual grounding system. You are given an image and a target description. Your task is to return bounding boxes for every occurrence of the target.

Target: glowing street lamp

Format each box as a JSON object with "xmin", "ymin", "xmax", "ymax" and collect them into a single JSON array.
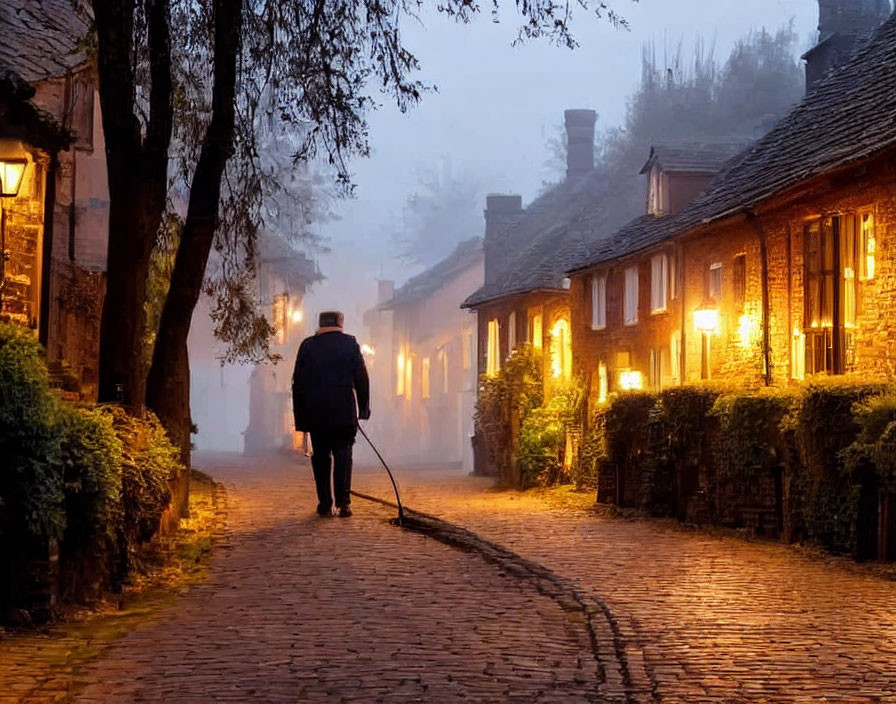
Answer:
[
  {"xmin": 694, "ymin": 306, "xmax": 719, "ymax": 334},
  {"xmin": 0, "ymin": 158, "xmax": 27, "ymax": 198},
  {"xmin": 291, "ymin": 308, "xmax": 303, "ymax": 324}
]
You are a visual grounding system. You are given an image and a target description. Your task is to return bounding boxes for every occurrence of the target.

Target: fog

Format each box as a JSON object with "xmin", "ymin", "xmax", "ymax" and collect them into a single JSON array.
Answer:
[{"xmin": 192, "ymin": 0, "xmax": 819, "ymax": 455}]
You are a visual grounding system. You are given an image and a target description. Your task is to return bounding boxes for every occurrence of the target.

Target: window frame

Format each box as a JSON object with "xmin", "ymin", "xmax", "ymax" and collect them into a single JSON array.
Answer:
[
  {"xmin": 650, "ymin": 253, "xmax": 668, "ymax": 314},
  {"xmin": 591, "ymin": 273, "xmax": 607, "ymax": 330},
  {"xmin": 624, "ymin": 266, "xmax": 639, "ymax": 326}
]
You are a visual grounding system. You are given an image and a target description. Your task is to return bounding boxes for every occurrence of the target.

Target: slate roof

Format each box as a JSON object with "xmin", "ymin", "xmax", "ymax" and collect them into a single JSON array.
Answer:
[
  {"xmin": 0, "ymin": 0, "xmax": 90, "ymax": 83},
  {"xmin": 462, "ymin": 166, "xmax": 642, "ymax": 308},
  {"xmin": 639, "ymin": 142, "xmax": 750, "ymax": 175},
  {"xmin": 569, "ymin": 11, "xmax": 896, "ymax": 273},
  {"xmin": 381, "ymin": 237, "xmax": 482, "ymax": 310}
]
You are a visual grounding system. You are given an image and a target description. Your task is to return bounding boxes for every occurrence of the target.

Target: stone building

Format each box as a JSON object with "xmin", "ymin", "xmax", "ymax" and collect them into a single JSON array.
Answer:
[
  {"xmin": 567, "ymin": 3, "xmax": 896, "ymax": 393},
  {"xmin": 462, "ymin": 109, "xmax": 642, "ymax": 475},
  {"xmin": 369, "ymin": 238, "xmax": 482, "ymax": 471},
  {"xmin": 0, "ymin": 0, "xmax": 109, "ymax": 398}
]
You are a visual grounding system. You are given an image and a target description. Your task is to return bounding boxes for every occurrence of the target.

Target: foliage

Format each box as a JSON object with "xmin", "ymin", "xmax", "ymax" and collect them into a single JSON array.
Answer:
[
  {"xmin": 474, "ymin": 345, "xmax": 543, "ymax": 485},
  {"xmin": 784, "ymin": 380, "xmax": 888, "ymax": 554},
  {"xmin": 0, "ymin": 323, "xmax": 64, "ymax": 538},
  {"xmin": 596, "ymin": 391, "xmax": 656, "ymax": 484},
  {"xmin": 393, "ymin": 158, "xmax": 487, "ymax": 268},
  {"xmin": 843, "ymin": 390, "xmax": 896, "ymax": 491},
  {"xmin": 103, "ymin": 406, "xmax": 179, "ymax": 549},
  {"xmin": 58, "ymin": 404, "xmax": 123, "ymax": 593},
  {"xmin": 516, "ymin": 379, "xmax": 585, "ymax": 488},
  {"xmin": 711, "ymin": 388, "xmax": 797, "ymax": 486}
]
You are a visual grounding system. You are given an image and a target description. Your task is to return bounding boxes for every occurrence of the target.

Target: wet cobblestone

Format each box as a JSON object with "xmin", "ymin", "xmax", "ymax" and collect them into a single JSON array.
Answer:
[
  {"xmin": 67, "ymin": 455, "xmax": 606, "ymax": 703},
  {"xmin": 355, "ymin": 466, "xmax": 896, "ymax": 703}
]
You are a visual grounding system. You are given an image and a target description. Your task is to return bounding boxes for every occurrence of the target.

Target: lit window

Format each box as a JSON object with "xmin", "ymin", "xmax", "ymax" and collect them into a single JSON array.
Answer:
[
  {"xmin": 462, "ymin": 331, "xmax": 473, "ymax": 370},
  {"xmin": 708, "ymin": 262, "xmax": 722, "ymax": 301},
  {"xmin": 670, "ymin": 331, "xmax": 681, "ymax": 383},
  {"xmin": 422, "ymin": 357, "xmax": 431, "ymax": 399},
  {"xmin": 405, "ymin": 355, "xmax": 414, "ymax": 398},
  {"xmin": 624, "ymin": 266, "xmax": 639, "ymax": 325},
  {"xmin": 530, "ymin": 312, "xmax": 543, "ymax": 349},
  {"xmin": 396, "ymin": 353, "xmax": 405, "ymax": 396},
  {"xmin": 273, "ymin": 294, "xmax": 287, "ymax": 344},
  {"xmin": 860, "ymin": 212, "xmax": 875, "ymax": 280},
  {"xmin": 550, "ymin": 319, "xmax": 572, "ymax": 380},
  {"xmin": 619, "ymin": 370, "xmax": 643, "ymax": 391},
  {"xmin": 649, "ymin": 348, "xmax": 663, "ymax": 391},
  {"xmin": 508, "ymin": 312, "xmax": 517, "ymax": 354},
  {"xmin": 792, "ymin": 329, "xmax": 806, "ymax": 381},
  {"xmin": 591, "ymin": 274, "xmax": 606, "ymax": 330},
  {"xmin": 441, "ymin": 349, "xmax": 449, "ymax": 394},
  {"xmin": 650, "ymin": 254, "xmax": 668, "ymax": 313},
  {"xmin": 487, "ymin": 319, "xmax": 501, "ymax": 376},
  {"xmin": 597, "ymin": 362, "xmax": 608, "ymax": 403}
]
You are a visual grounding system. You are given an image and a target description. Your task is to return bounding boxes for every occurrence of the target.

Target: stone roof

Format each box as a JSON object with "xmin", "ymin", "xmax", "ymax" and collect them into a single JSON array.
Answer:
[
  {"xmin": 639, "ymin": 142, "xmax": 750, "ymax": 175},
  {"xmin": 0, "ymin": 0, "xmax": 91, "ymax": 83},
  {"xmin": 381, "ymin": 237, "xmax": 482, "ymax": 310},
  {"xmin": 569, "ymin": 11, "xmax": 896, "ymax": 273}
]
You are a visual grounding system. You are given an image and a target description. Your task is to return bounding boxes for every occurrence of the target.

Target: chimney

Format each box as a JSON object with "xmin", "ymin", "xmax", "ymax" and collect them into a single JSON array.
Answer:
[
  {"xmin": 564, "ymin": 109, "xmax": 597, "ymax": 181},
  {"xmin": 483, "ymin": 194, "xmax": 523, "ymax": 285},
  {"xmin": 804, "ymin": 0, "xmax": 891, "ymax": 91},
  {"xmin": 376, "ymin": 280, "xmax": 394, "ymax": 305}
]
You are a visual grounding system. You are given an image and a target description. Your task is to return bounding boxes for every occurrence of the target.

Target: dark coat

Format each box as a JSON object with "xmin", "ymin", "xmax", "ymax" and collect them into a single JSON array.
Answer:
[{"xmin": 292, "ymin": 330, "xmax": 370, "ymax": 433}]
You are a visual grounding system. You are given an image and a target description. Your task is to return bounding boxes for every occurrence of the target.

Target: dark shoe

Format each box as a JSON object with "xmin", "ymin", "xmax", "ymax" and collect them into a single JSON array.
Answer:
[
  {"xmin": 317, "ymin": 505, "xmax": 334, "ymax": 517},
  {"xmin": 338, "ymin": 505, "xmax": 353, "ymax": 518}
]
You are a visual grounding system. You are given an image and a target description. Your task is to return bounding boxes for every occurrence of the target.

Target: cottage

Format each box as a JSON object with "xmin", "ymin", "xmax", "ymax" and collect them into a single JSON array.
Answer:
[
  {"xmin": 368, "ymin": 238, "xmax": 482, "ymax": 471},
  {"xmin": 568, "ymin": 2, "xmax": 896, "ymax": 392},
  {"xmin": 0, "ymin": 0, "xmax": 109, "ymax": 398}
]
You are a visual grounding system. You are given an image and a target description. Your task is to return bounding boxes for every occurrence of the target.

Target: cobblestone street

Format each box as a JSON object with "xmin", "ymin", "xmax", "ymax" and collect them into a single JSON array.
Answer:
[
  {"xmin": 354, "ymin": 462, "xmax": 896, "ymax": 703},
  {"xmin": 4, "ymin": 452, "xmax": 896, "ymax": 703},
  {"xmin": 69, "ymin": 455, "xmax": 608, "ymax": 703}
]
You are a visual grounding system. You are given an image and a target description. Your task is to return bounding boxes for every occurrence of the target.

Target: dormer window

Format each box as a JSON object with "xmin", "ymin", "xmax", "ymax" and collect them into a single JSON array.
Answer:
[{"xmin": 647, "ymin": 166, "xmax": 666, "ymax": 215}]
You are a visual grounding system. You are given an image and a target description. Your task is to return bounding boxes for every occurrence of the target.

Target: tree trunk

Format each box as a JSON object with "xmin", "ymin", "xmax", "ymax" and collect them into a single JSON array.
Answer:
[
  {"xmin": 146, "ymin": 0, "xmax": 242, "ymax": 515},
  {"xmin": 93, "ymin": 0, "xmax": 172, "ymax": 409}
]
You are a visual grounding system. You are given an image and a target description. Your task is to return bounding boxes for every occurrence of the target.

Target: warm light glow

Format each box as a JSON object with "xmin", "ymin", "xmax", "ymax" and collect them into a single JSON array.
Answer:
[
  {"xmin": 487, "ymin": 319, "xmax": 501, "ymax": 376},
  {"xmin": 550, "ymin": 319, "xmax": 571, "ymax": 380},
  {"xmin": 737, "ymin": 313, "xmax": 760, "ymax": 349},
  {"xmin": 694, "ymin": 308, "xmax": 719, "ymax": 334},
  {"xmin": 396, "ymin": 353, "xmax": 405, "ymax": 396},
  {"xmin": 618, "ymin": 370, "xmax": 643, "ymax": 391},
  {"xmin": 361, "ymin": 343, "xmax": 375, "ymax": 356},
  {"xmin": 0, "ymin": 158, "xmax": 27, "ymax": 198},
  {"xmin": 291, "ymin": 309, "xmax": 303, "ymax": 324}
]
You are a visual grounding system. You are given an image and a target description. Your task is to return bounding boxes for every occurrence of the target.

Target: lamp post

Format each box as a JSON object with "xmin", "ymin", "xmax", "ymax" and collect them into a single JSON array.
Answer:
[{"xmin": 0, "ymin": 158, "xmax": 28, "ymax": 313}]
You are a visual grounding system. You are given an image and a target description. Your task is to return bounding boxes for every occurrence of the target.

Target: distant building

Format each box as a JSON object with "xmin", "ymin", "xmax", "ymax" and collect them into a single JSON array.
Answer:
[
  {"xmin": 0, "ymin": 0, "xmax": 110, "ymax": 398},
  {"xmin": 366, "ymin": 238, "xmax": 482, "ymax": 471}
]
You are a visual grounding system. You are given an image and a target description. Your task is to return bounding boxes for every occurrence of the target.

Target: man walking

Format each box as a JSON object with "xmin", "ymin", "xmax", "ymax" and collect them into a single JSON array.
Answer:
[{"xmin": 292, "ymin": 311, "xmax": 370, "ymax": 517}]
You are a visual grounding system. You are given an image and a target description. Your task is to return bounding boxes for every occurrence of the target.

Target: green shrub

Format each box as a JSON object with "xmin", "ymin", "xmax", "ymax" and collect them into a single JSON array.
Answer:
[
  {"xmin": 474, "ymin": 346, "xmax": 543, "ymax": 484},
  {"xmin": 516, "ymin": 380, "xmax": 584, "ymax": 488},
  {"xmin": 785, "ymin": 380, "xmax": 887, "ymax": 553},
  {"xmin": 58, "ymin": 404, "xmax": 123, "ymax": 596},
  {"xmin": 103, "ymin": 406, "xmax": 178, "ymax": 548},
  {"xmin": 0, "ymin": 323, "xmax": 64, "ymax": 538},
  {"xmin": 843, "ymin": 391, "xmax": 896, "ymax": 491},
  {"xmin": 712, "ymin": 389, "xmax": 797, "ymax": 487}
]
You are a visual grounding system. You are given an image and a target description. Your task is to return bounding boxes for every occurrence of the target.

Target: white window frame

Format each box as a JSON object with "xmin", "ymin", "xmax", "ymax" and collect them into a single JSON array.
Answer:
[
  {"xmin": 670, "ymin": 331, "xmax": 681, "ymax": 383},
  {"xmin": 591, "ymin": 273, "xmax": 606, "ymax": 330},
  {"xmin": 624, "ymin": 266, "xmax": 639, "ymax": 326},
  {"xmin": 650, "ymin": 254, "xmax": 668, "ymax": 314},
  {"xmin": 421, "ymin": 357, "xmax": 431, "ymax": 399},
  {"xmin": 709, "ymin": 261, "xmax": 723, "ymax": 301}
]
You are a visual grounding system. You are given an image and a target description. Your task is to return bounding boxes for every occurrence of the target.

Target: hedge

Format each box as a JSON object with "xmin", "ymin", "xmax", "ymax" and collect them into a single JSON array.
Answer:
[{"xmin": 0, "ymin": 322, "xmax": 183, "ymax": 609}]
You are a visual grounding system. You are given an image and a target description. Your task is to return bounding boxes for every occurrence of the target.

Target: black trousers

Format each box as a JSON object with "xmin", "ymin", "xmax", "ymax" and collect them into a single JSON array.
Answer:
[{"xmin": 310, "ymin": 430, "xmax": 355, "ymax": 510}]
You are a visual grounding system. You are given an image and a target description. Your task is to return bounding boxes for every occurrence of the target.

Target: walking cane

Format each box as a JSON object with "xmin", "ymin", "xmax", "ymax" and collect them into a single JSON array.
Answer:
[{"xmin": 357, "ymin": 424, "xmax": 405, "ymax": 527}]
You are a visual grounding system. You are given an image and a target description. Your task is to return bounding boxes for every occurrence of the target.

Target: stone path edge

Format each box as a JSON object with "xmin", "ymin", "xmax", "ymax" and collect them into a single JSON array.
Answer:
[{"xmin": 350, "ymin": 489, "xmax": 659, "ymax": 704}]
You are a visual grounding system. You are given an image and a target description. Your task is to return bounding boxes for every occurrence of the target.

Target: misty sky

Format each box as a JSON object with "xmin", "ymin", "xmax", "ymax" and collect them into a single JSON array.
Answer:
[{"xmin": 305, "ymin": 0, "xmax": 818, "ymax": 332}]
